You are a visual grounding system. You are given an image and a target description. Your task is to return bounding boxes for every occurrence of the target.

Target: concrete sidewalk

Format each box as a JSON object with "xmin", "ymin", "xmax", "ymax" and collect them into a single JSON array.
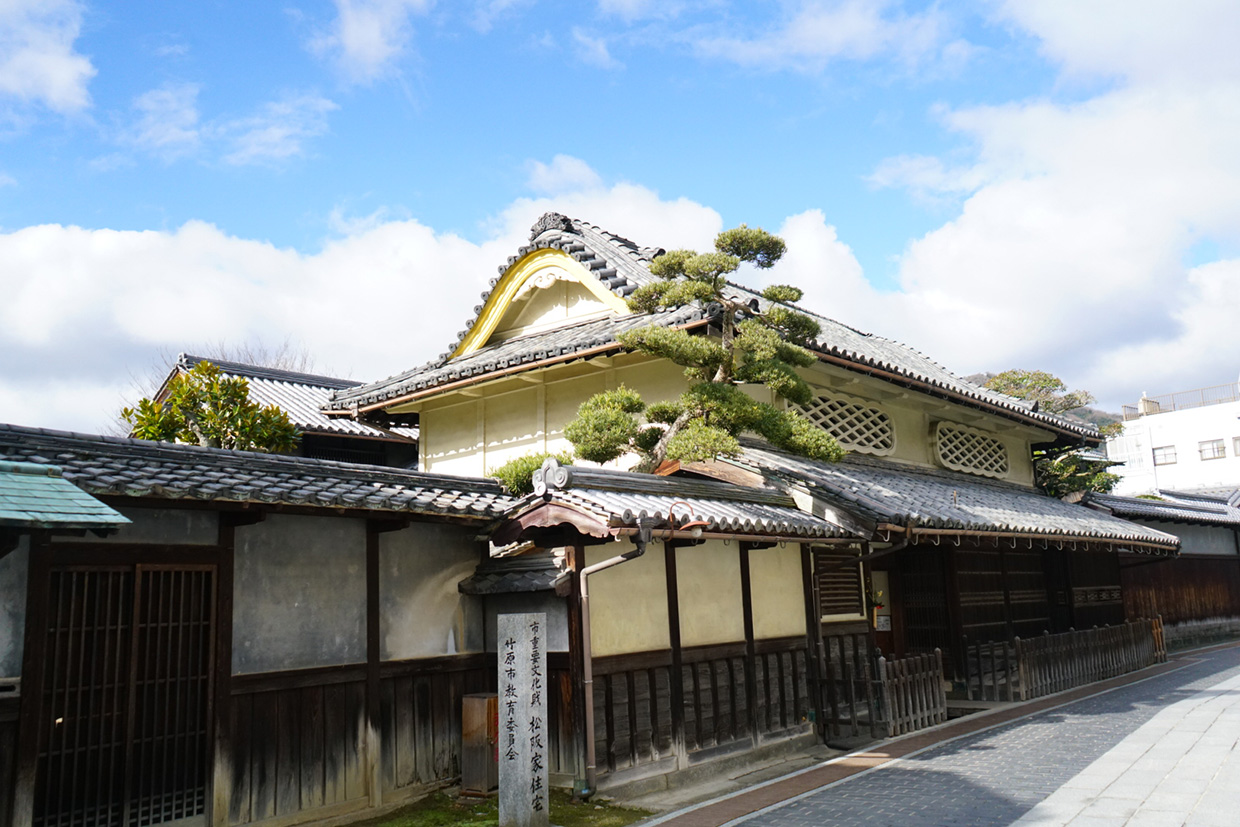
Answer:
[{"xmin": 622, "ymin": 641, "xmax": 1240, "ymax": 827}]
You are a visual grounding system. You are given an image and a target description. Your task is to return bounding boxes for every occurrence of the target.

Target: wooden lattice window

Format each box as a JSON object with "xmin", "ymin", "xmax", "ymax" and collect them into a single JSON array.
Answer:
[
  {"xmin": 934, "ymin": 422, "xmax": 1009, "ymax": 478},
  {"xmin": 814, "ymin": 548, "xmax": 864, "ymax": 619},
  {"xmin": 797, "ymin": 390, "xmax": 895, "ymax": 455}
]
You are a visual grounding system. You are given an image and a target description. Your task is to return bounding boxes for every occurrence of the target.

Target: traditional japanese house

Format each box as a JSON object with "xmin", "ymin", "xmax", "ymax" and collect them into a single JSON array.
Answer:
[
  {"xmin": 155, "ymin": 355, "xmax": 419, "ymax": 467},
  {"xmin": 1082, "ymin": 490, "xmax": 1240, "ymax": 625},
  {"xmin": 321, "ymin": 213, "xmax": 1178, "ymax": 790},
  {"xmin": 0, "ymin": 423, "xmax": 512, "ymax": 827}
]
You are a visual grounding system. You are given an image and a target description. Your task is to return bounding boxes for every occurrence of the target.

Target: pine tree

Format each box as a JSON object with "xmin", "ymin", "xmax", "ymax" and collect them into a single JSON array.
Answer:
[{"xmin": 564, "ymin": 225, "xmax": 843, "ymax": 471}]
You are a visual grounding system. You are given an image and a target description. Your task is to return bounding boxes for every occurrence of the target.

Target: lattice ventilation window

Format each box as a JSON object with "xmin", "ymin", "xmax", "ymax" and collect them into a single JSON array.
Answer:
[
  {"xmin": 934, "ymin": 422, "xmax": 1009, "ymax": 478},
  {"xmin": 796, "ymin": 391, "xmax": 895, "ymax": 456}
]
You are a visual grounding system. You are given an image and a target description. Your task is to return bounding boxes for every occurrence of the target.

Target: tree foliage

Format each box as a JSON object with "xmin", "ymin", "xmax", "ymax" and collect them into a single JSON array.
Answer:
[
  {"xmin": 985, "ymin": 369, "xmax": 1119, "ymax": 497},
  {"xmin": 122, "ymin": 361, "xmax": 300, "ymax": 453},
  {"xmin": 563, "ymin": 225, "xmax": 843, "ymax": 471},
  {"xmin": 985, "ymin": 369, "xmax": 1095, "ymax": 415},
  {"xmin": 489, "ymin": 451, "xmax": 576, "ymax": 496}
]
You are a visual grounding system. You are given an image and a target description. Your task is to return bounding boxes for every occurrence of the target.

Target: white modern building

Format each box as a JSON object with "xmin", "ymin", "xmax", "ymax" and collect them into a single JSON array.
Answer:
[{"xmin": 1106, "ymin": 381, "xmax": 1240, "ymax": 496}]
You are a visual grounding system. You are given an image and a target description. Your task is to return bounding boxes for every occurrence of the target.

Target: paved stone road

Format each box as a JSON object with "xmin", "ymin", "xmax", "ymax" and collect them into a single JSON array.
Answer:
[{"xmin": 735, "ymin": 647, "xmax": 1240, "ymax": 827}]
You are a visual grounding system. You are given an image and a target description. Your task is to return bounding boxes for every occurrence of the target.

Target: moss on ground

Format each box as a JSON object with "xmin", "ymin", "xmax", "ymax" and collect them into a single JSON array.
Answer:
[{"xmin": 354, "ymin": 788, "xmax": 651, "ymax": 827}]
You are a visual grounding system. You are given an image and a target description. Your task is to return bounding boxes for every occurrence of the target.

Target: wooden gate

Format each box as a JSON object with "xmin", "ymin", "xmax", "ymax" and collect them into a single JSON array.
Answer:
[{"xmin": 31, "ymin": 563, "xmax": 216, "ymax": 827}]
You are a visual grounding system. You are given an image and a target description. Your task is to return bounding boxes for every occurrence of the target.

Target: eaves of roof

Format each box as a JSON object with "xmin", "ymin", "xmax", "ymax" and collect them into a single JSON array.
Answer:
[
  {"xmin": 731, "ymin": 442, "xmax": 1179, "ymax": 554},
  {"xmin": 0, "ymin": 423, "xmax": 510, "ymax": 521},
  {"xmin": 0, "ymin": 459, "xmax": 130, "ymax": 530},
  {"xmin": 1082, "ymin": 492, "xmax": 1240, "ymax": 528}
]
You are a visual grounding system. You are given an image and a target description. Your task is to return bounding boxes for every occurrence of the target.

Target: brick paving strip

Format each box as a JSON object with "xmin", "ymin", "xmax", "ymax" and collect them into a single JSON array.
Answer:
[{"xmin": 644, "ymin": 641, "xmax": 1240, "ymax": 827}]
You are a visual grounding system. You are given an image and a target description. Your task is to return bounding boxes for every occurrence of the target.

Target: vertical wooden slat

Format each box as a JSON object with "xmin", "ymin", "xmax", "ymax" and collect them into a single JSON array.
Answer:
[
  {"xmin": 364, "ymin": 524, "xmax": 382, "ymax": 807},
  {"xmin": 664, "ymin": 542, "xmax": 686, "ymax": 768}
]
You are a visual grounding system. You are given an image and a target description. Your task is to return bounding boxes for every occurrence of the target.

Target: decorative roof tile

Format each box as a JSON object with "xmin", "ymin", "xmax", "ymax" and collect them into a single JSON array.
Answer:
[{"xmin": 0, "ymin": 424, "xmax": 511, "ymax": 520}]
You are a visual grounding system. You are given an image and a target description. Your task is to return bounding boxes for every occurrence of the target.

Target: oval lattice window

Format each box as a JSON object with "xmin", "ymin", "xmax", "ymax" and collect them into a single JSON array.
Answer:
[
  {"xmin": 796, "ymin": 391, "xmax": 895, "ymax": 455},
  {"xmin": 934, "ymin": 422, "xmax": 1009, "ymax": 478}
]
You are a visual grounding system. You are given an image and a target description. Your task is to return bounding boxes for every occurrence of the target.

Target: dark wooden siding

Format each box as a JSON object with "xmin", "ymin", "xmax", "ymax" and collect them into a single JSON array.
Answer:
[
  {"xmin": 1069, "ymin": 552, "xmax": 1124, "ymax": 629},
  {"xmin": 228, "ymin": 667, "xmax": 368, "ymax": 825},
  {"xmin": 1, "ymin": 697, "xmax": 17, "ymax": 827},
  {"xmin": 1122, "ymin": 555, "xmax": 1240, "ymax": 624},
  {"xmin": 814, "ymin": 550, "xmax": 863, "ymax": 617},
  {"xmin": 898, "ymin": 547, "xmax": 949, "ymax": 654}
]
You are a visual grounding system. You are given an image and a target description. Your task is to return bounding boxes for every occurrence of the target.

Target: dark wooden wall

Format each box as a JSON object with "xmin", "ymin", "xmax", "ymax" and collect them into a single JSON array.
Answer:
[
  {"xmin": 1122, "ymin": 556, "xmax": 1240, "ymax": 624},
  {"xmin": 227, "ymin": 667, "xmax": 368, "ymax": 825},
  {"xmin": 1069, "ymin": 552, "xmax": 1125, "ymax": 629},
  {"xmin": 226, "ymin": 655, "xmax": 493, "ymax": 826},
  {"xmin": 0, "ymin": 697, "xmax": 17, "ymax": 827}
]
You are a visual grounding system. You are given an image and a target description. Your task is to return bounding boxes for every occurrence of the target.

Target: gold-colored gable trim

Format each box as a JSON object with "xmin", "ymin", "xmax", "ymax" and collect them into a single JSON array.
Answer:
[{"xmin": 450, "ymin": 248, "xmax": 630, "ymax": 360}]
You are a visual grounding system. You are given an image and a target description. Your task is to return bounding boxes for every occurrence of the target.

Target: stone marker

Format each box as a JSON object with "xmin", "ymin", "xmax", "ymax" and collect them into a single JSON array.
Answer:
[{"xmin": 498, "ymin": 612, "xmax": 549, "ymax": 827}]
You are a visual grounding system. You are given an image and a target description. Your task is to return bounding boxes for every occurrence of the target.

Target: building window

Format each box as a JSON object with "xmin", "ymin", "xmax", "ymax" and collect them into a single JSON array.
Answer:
[
  {"xmin": 1234, "ymin": 437, "xmax": 1240, "ymax": 457},
  {"xmin": 1153, "ymin": 446, "xmax": 1177, "ymax": 465},
  {"xmin": 1199, "ymin": 439, "xmax": 1226, "ymax": 460},
  {"xmin": 934, "ymin": 422, "xmax": 1009, "ymax": 478},
  {"xmin": 796, "ymin": 390, "xmax": 895, "ymax": 456}
]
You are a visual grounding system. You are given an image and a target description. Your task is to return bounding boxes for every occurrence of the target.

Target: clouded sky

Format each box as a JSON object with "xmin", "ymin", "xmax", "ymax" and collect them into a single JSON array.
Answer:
[{"xmin": 3, "ymin": 1, "xmax": 1239, "ymax": 433}]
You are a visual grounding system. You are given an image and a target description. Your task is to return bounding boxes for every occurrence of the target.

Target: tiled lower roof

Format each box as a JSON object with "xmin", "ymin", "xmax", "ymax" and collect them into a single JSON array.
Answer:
[
  {"xmin": 0, "ymin": 424, "xmax": 511, "ymax": 520},
  {"xmin": 1083, "ymin": 492, "xmax": 1240, "ymax": 528},
  {"xmin": 518, "ymin": 460, "xmax": 848, "ymax": 540},
  {"xmin": 0, "ymin": 460, "xmax": 130, "ymax": 530},
  {"xmin": 458, "ymin": 552, "xmax": 565, "ymax": 595},
  {"xmin": 174, "ymin": 355, "xmax": 418, "ymax": 440},
  {"xmin": 732, "ymin": 443, "xmax": 1179, "ymax": 552}
]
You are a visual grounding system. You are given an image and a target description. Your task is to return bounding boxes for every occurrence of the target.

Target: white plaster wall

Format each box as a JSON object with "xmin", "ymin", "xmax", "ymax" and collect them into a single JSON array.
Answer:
[
  {"xmin": 0, "ymin": 536, "xmax": 28, "ymax": 679},
  {"xmin": 232, "ymin": 514, "xmax": 366, "ymax": 674},
  {"xmin": 677, "ymin": 540, "xmax": 745, "ymax": 647},
  {"xmin": 584, "ymin": 542, "xmax": 670, "ymax": 657},
  {"xmin": 749, "ymin": 544, "xmax": 807, "ymax": 640},
  {"xmin": 379, "ymin": 524, "xmax": 484, "ymax": 659},
  {"xmin": 56, "ymin": 506, "xmax": 219, "ymax": 545},
  {"xmin": 1139, "ymin": 520, "xmax": 1239, "ymax": 557}
]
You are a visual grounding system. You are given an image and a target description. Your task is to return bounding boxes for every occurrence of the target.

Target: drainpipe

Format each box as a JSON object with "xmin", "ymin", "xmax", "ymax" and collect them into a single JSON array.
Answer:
[{"xmin": 580, "ymin": 516, "xmax": 655, "ymax": 798}]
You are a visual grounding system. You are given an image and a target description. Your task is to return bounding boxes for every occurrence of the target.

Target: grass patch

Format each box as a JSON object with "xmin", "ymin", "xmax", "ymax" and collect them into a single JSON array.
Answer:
[{"xmin": 356, "ymin": 788, "xmax": 652, "ymax": 827}]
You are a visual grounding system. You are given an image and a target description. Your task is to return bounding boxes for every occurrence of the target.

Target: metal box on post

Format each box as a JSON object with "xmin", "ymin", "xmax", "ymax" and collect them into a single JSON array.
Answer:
[{"xmin": 461, "ymin": 692, "xmax": 499, "ymax": 795}]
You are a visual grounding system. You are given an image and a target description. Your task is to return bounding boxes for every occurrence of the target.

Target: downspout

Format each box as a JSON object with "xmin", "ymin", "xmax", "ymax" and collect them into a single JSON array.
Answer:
[{"xmin": 580, "ymin": 516, "xmax": 656, "ymax": 798}]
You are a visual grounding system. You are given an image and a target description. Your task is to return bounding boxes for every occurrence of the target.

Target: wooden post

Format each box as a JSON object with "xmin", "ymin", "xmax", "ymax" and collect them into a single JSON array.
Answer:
[
  {"xmin": 210, "ymin": 517, "xmax": 239, "ymax": 826},
  {"xmin": 800, "ymin": 546, "xmax": 823, "ymax": 743},
  {"xmin": 365, "ymin": 524, "xmax": 383, "ymax": 807},
  {"xmin": 564, "ymin": 543, "xmax": 587, "ymax": 787},
  {"xmin": 663, "ymin": 542, "xmax": 687, "ymax": 769},
  {"xmin": 11, "ymin": 533, "xmax": 50, "ymax": 827},
  {"xmin": 740, "ymin": 544, "xmax": 758, "ymax": 748}
]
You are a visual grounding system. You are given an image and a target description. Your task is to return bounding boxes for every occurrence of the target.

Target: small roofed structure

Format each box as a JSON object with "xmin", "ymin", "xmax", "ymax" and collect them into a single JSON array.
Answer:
[{"xmin": 162, "ymin": 354, "xmax": 419, "ymax": 467}]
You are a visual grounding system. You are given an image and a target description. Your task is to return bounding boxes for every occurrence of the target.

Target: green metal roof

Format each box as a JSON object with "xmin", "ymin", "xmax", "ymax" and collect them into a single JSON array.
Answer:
[{"xmin": 0, "ymin": 460, "xmax": 129, "ymax": 531}]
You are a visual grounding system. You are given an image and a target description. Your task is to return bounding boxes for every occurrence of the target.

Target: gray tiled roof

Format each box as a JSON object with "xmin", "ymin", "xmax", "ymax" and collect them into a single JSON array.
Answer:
[
  {"xmin": 0, "ymin": 460, "xmax": 130, "ymax": 530},
  {"xmin": 518, "ymin": 459, "xmax": 848, "ymax": 539},
  {"xmin": 326, "ymin": 305, "xmax": 706, "ymax": 410},
  {"xmin": 732, "ymin": 443, "xmax": 1179, "ymax": 552},
  {"xmin": 325, "ymin": 214, "xmax": 1097, "ymax": 440},
  {"xmin": 458, "ymin": 552, "xmax": 565, "ymax": 595},
  {"xmin": 0, "ymin": 424, "xmax": 511, "ymax": 520},
  {"xmin": 1083, "ymin": 491, "xmax": 1240, "ymax": 528},
  {"xmin": 175, "ymin": 355, "xmax": 417, "ymax": 440}
]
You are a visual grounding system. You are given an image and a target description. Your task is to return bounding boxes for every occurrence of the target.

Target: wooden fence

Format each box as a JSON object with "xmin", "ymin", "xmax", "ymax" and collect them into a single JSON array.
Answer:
[
  {"xmin": 816, "ymin": 631, "xmax": 881, "ymax": 740},
  {"xmin": 877, "ymin": 650, "xmax": 947, "ymax": 737},
  {"xmin": 1161, "ymin": 616, "xmax": 1240, "ymax": 651},
  {"xmin": 964, "ymin": 618, "xmax": 1167, "ymax": 702}
]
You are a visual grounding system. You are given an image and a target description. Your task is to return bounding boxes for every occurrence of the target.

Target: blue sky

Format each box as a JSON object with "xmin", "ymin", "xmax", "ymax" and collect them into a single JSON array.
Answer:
[{"xmin": 3, "ymin": 1, "xmax": 1240, "ymax": 433}]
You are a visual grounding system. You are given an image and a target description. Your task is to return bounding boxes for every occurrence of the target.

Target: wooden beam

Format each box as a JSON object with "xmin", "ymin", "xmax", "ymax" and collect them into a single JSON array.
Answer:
[
  {"xmin": 664, "ymin": 541, "xmax": 687, "ymax": 770},
  {"xmin": 211, "ymin": 519, "xmax": 237, "ymax": 826},
  {"xmin": 11, "ymin": 532, "xmax": 51, "ymax": 827},
  {"xmin": 739, "ymin": 544, "xmax": 759, "ymax": 749},
  {"xmin": 364, "ymin": 523, "xmax": 382, "ymax": 807}
]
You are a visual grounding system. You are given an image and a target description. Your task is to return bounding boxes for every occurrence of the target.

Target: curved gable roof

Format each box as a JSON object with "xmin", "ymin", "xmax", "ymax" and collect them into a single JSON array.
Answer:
[{"xmin": 325, "ymin": 213, "xmax": 1098, "ymax": 440}]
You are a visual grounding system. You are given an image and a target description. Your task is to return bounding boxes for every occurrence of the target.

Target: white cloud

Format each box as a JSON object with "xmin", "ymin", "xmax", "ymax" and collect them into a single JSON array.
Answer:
[
  {"xmin": 0, "ymin": 171, "xmax": 15, "ymax": 187},
  {"xmin": 311, "ymin": 0, "xmax": 432, "ymax": 84},
  {"xmin": 694, "ymin": 0, "xmax": 951, "ymax": 73},
  {"xmin": 994, "ymin": 0, "xmax": 1240, "ymax": 87},
  {"xmin": 471, "ymin": 0, "xmax": 529, "ymax": 33},
  {"xmin": 0, "ymin": 0, "xmax": 95, "ymax": 113},
  {"xmin": 218, "ymin": 93, "xmax": 338, "ymax": 166},
  {"xmin": 0, "ymin": 180, "xmax": 722, "ymax": 433},
  {"xmin": 596, "ymin": 0, "xmax": 682, "ymax": 21},
  {"xmin": 572, "ymin": 28, "xmax": 623, "ymax": 70},
  {"xmin": 526, "ymin": 154, "xmax": 604, "ymax": 195},
  {"xmin": 128, "ymin": 83, "xmax": 201, "ymax": 159}
]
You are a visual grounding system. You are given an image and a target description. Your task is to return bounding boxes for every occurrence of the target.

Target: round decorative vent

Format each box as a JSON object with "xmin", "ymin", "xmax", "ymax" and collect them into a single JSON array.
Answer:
[
  {"xmin": 796, "ymin": 391, "xmax": 895, "ymax": 455},
  {"xmin": 934, "ymin": 422, "xmax": 1009, "ymax": 478}
]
